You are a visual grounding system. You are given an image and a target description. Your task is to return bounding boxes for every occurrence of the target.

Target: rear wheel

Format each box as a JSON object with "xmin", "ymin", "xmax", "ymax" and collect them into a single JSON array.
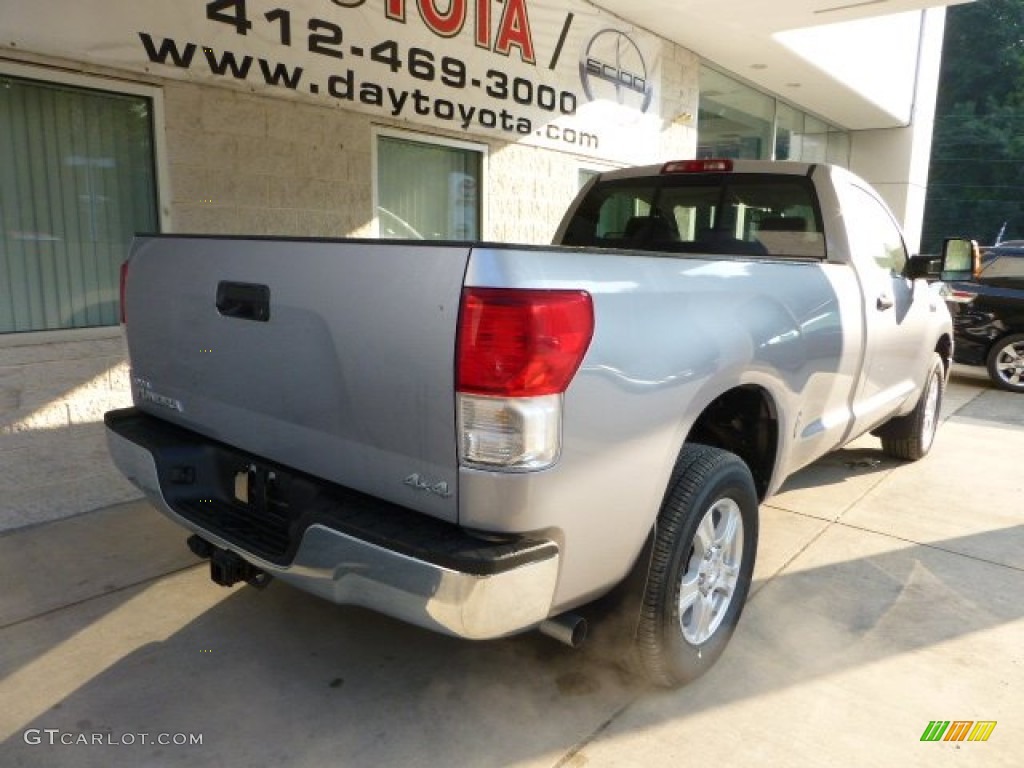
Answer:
[
  {"xmin": 986, "ymin": 333, "xmax": 1024, "ymax": 393},
  {"xmin": 635, "ymin": 444, "xmax": 758, "ymax": 688},
  {"xmin": 876, "ymin": 352, "xmax": 944, "ymax": 461}
]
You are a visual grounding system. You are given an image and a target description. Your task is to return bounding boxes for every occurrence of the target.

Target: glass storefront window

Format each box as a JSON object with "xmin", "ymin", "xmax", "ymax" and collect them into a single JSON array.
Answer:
[
  {"xmin": 376, "ymin": 134, "xmax": 483, "ymax": 241},
  {"xmin": 775, "ymin": 102, "xmax": 804, "ymax": 161},
  {"xmin": 0, "ymin": 75, "xmax": 158, "ymax": 333},
  {"xmin": 697, "ymin": 68, "xmax": 774, "ymax": 160},
  {"xmin": 698, "ymin": 66, "xmax": 850, "ymax": 167}
]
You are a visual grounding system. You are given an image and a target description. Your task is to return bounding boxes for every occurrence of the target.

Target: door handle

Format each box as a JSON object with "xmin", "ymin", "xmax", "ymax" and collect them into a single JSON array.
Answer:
[
  {"xmin": 216, "ymin": 281, "xmax": 271, "ymax": 321},
  {"xmin": 876, "ymin": 293, "xmax": 894, "ymax": 311}
]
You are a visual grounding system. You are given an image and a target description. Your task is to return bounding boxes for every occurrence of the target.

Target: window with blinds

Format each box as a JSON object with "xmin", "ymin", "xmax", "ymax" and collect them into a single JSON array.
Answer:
[
  {"xmin": 0, "ymin": 75, "xmax": 158, "ymax": 333},
  {"xmin": 376, "ymin": 134, "xmax": 482, "ymax": 241}
]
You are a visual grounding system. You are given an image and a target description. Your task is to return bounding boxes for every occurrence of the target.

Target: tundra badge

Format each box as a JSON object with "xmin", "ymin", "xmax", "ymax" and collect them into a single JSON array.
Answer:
[{"xmin": 134, "ymin": 377, "xmax": 184, "ymax": 412}]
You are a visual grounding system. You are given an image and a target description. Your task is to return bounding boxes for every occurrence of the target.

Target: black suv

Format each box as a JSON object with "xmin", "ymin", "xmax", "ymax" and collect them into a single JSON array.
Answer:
[{"xmin": 945, "ymin": 245, "xmax": 1024, "ymax": 392}]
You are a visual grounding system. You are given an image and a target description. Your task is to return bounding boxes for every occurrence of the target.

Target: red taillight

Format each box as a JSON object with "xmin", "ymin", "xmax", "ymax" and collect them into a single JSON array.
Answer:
[
  {"xmin": 119, "ymin": 260, "xmax": 129, "ymax": 324},
  {"xmin": 662, "ymin": 158, "xmax": 733, "ymax": 174},
  {"xmin": 456, "ymin": 288, "xmax": 594, "ymax": 397}
]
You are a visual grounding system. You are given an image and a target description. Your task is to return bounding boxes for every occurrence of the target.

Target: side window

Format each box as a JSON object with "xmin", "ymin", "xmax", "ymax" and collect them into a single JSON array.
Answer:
[{"xmin": 847, "ymin": 185, "xmax": 907, "ymax": 275}]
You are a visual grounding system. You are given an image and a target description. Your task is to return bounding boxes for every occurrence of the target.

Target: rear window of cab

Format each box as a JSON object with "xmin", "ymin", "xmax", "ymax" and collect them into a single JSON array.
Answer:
[{"xmin": 562, "ymin": 173, "xmax": 825, "ymax": 259}]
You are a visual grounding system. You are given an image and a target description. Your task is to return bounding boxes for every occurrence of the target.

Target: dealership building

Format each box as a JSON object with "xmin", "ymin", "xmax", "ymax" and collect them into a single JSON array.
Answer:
[{"xmin": 0, "ymin": 0, "xmax": 968, "ymax": 527}]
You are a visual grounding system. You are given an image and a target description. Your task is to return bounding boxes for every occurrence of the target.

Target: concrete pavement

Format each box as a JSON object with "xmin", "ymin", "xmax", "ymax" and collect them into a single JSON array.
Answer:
[{"xmin": 1, "ymin": 366, "xmax": 1021, "ymax": 767}]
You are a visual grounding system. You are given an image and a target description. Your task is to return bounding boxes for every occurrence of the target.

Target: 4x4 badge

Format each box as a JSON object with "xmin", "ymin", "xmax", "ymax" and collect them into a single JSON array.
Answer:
[{"xmin": 403, "ymin": 474, "xmax": 452, "ymax": 499}]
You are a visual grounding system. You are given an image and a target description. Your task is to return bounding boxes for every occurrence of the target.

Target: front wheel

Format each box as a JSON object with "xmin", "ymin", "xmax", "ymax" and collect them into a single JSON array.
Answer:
[
  {"xmin": 986, "ymin": 333, "xmax": 1024, "ymax": 393},
  {"xmin": 635, "ymin": 444, "xmax": 759, "ymax": 688},
  {"xmin": 876, "ymin": 352, "xmax": 945, "ymax": 461}
]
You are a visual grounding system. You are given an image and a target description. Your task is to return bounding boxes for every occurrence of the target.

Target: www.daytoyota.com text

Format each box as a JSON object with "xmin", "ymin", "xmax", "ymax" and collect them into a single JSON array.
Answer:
[{"xmin": 138, "ymin": 2, "xmax": 600, "ymax": 151}]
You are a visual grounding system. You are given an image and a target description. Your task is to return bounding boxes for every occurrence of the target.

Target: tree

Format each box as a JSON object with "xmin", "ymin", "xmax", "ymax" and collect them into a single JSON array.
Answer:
[{"xmin": 921, "ymin": 0, "xmax": 1024, "ymax": 251}]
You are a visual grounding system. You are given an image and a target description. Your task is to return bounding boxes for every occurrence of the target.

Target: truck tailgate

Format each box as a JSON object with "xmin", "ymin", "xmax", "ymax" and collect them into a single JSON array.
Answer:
[{"xmin": 124, "ymin": 236, "xmax": 470, "ymax": 523}]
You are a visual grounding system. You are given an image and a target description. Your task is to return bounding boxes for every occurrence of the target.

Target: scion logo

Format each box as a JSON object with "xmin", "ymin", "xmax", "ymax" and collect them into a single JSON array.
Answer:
[{"xmin": 579, "ymin": 29, "xmax": 653, "ymax": 113}]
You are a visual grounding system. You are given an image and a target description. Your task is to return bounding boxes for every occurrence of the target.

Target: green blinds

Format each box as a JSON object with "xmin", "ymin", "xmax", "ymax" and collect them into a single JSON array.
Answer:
[
  {"xmin": 377, "ymin": 136, "xmax": 481, "ymax": 241},
  {"xmin": 0, "ymin": 75, "xmax": 158, "ymax": 333}
]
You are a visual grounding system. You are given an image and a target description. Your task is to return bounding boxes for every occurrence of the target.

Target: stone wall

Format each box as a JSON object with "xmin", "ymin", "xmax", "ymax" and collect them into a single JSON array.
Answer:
[
  {"xmin": 0, "ymin": 331, "xmax": 139, "ymax": 530},
  {"xmin": 163, "ymin": 83, "xmax": 377, "ymax": 238}
]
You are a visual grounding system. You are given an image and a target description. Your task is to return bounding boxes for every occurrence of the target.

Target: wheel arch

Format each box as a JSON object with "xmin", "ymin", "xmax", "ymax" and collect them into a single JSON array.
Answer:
[
  {"xmin": 936, "ymin": 332, "xmax": 954, "ymax": 376},
  {"xmin": 682, "ymin": 384, "xmax": 780, "ymax": 501}
]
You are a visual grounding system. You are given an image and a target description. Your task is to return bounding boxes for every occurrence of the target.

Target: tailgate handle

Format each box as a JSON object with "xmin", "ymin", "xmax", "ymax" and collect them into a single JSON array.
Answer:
[{"xmin": 216, "ymin": 281, "xmax": 270, "ymax": 322}]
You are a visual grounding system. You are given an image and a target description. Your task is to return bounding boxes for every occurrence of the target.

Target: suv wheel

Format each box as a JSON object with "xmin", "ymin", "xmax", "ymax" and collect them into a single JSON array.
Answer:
[{"xmin": 986, "ymin": 333, "xmax": 1024, "ymax": 393}]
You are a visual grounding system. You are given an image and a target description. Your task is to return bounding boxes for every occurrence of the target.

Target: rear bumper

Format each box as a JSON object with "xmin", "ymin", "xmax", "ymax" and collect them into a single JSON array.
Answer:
[{"xmin": 104, "ymin": 407, "xmax": 559, "ymax": 640}]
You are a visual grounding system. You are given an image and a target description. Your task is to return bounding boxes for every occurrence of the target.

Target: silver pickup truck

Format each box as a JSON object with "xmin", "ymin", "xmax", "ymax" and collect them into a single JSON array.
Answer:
[{"xmin": 105, "ymin": 159, "xmax": 953, "ymax": 687}]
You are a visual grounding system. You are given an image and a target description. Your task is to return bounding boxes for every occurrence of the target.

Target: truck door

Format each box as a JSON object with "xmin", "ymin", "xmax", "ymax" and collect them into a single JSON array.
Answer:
[{"xmin": 843, "ymin": 184, "xmax": 937, "ymax": 436}]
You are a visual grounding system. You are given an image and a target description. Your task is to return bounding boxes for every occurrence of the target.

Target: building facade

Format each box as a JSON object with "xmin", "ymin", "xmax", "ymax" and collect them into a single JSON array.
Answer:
[{"xmin": 0, "ymin": 0, "xmax": 960, "ymax": 528}]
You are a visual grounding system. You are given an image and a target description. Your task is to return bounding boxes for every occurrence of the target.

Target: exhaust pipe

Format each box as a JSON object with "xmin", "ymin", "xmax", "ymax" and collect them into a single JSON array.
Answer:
[{"xmin": 539, "ymin": 613, "xmax": 588, "ymax": 648}]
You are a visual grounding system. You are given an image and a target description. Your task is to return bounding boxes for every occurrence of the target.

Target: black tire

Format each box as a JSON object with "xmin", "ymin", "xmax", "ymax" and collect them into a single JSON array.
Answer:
[
  {"xmin": 635, "ymin": 444, "xmax": 759, "ymax": 688},
  {"xmin": 876, "ymin": 352, "xmax": 944, "ymax": 461},
  {"xmin": 986, "ymin": 333, "xmax": 1024, "ymax": 393}
]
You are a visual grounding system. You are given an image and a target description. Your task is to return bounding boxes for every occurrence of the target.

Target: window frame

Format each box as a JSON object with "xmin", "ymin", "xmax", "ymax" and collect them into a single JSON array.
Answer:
[
  {"xmin": 371, "ymin": 126, "xmax": 488, "ymax": 241},
  {"xmin": 0, "ymin": 61, "xmax": 169, "ymax": 344}
]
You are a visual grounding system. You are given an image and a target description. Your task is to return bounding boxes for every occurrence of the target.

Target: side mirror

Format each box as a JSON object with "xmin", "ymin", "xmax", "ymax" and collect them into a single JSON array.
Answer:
[{"xmin": 940, "ymin": 237, "xmax": 979, "ymax": 282}]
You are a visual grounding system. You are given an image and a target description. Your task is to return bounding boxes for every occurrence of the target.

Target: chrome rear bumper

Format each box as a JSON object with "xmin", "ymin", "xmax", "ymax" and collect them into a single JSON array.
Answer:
[{"xmin": 105, "ymin": 409, "xmax": 559, "ymax": 640}]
